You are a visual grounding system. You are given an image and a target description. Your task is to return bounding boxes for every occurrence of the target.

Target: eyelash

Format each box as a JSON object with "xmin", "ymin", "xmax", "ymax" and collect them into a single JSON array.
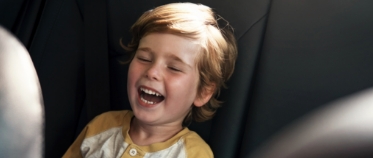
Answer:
[
  {"xmin": 137, "ymin": 56, "xmax": 151, "ymax": 62},
  {"xmin": 137, "ymin": 56, "xmax": 182, "ymax": 72},
  {"xmin": 168, "ymin": 66, "xmax": 181, "ymax": 72}
]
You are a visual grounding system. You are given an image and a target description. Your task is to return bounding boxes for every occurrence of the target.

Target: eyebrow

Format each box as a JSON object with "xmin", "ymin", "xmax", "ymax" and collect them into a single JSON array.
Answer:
[
  {"xmin": 137, "ymin": 47, "xmax": 152, "ymax": 53},
  {"xmin": 167, "ymin": 54, "xmax": 193, "ymax": 69}
]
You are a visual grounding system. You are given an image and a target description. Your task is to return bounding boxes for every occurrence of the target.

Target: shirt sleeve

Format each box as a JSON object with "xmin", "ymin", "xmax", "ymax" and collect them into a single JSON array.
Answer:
[{"xmin": 183, "ymin": 132, "xmax": 214, "ymax": 158}]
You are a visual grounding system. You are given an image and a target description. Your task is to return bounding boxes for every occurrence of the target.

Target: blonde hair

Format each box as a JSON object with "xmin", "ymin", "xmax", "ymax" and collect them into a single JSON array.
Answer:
[{"xmin": 121, "ymin": 2, "xmax": 237, "ymax": 126}]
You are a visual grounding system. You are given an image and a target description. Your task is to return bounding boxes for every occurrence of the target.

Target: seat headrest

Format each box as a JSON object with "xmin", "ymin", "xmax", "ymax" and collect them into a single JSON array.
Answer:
[
  {"xmin": 249, "ymin": 88, "xmax": 373, "ymax": 158},
  {"xmin": 0, "ymin": 26, "xmax": 44, "ymax": 158}
]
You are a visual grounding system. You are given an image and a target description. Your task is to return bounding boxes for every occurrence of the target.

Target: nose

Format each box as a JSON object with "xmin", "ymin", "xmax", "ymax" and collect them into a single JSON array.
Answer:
[{"xmin": 145, "ymin": 63, "xmax": 162, "ymax": 81}]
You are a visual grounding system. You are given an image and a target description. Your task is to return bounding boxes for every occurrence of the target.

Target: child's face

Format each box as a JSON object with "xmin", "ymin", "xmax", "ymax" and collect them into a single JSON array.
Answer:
[{"xmin": 127, "ymin": 33, "xmax": 206, "ymax": 126}]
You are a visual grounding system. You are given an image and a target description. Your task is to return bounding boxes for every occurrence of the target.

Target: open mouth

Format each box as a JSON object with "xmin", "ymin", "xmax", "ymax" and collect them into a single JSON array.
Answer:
[{"xmin": 138, "ymin": 87, "xmax": 165, "ymax": 105}]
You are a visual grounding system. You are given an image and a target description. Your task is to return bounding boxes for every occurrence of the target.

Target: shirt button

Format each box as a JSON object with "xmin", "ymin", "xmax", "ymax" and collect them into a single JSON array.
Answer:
[{"xmin": 129, "ymin": 148, "xmax": 137, "ymax": 156}]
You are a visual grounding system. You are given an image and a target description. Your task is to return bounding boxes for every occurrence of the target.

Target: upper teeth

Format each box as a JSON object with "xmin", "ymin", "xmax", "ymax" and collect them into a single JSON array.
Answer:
[{"xmin": 141, "ymin": 88, "xmax": 162, "ymax": 96}]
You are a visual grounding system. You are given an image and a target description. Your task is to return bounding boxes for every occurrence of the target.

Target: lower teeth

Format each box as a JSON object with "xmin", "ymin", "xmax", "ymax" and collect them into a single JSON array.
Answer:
[{"xmin": 141, "ymin": 97, "xmax": 154, "ymax": 104}]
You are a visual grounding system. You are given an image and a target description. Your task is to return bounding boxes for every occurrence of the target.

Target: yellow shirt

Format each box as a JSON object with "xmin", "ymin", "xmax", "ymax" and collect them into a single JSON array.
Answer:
[{"xmin": 63, "ymin": 110, "xmax": 213, "ymax": 158}]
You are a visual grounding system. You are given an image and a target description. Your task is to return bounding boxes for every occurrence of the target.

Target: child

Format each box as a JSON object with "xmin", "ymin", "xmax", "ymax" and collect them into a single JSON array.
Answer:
[{"xmin": 63, "ymin": 2, "xmax": 237, "ymax": 158}]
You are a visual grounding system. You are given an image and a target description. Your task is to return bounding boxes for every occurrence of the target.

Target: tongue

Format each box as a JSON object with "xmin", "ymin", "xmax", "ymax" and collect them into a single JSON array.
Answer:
[{"xmin": 142, "ymin": 93, "xmax": 164, "ymax": 103}]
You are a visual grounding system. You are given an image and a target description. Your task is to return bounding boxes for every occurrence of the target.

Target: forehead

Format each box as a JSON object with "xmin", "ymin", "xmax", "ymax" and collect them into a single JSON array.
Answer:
[{"xmin": 138, "ymin": 33, "xmax": 201, "ymax": 64}]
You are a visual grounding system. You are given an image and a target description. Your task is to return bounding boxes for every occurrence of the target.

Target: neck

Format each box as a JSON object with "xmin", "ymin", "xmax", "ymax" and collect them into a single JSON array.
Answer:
[{"xmin": 129, "ymin": 117, "xmax": 184, "ymax": 146}]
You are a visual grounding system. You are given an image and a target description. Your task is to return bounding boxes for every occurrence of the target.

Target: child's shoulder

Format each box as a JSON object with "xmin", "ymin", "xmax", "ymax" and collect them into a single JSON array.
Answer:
[
  {"xmin": 96, "ymin": 110, "xmax": 133, "ymax": 119},
  {"xmin": 86, "ymin": 110, "xmax": 133, "ymax": 134},
  {"xmin": 182, "ymin": 129, "xmax": 214, "ymax": 158},
  {"xmin": 93, "ymin": 110, "xmax": 133, "ymax": 123}
]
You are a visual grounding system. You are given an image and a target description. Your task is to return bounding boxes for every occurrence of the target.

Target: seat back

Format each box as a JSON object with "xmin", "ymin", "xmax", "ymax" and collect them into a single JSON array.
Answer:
[{"xmin": 239, "ymin": 0, "xmax": 373, "ymax": 156}]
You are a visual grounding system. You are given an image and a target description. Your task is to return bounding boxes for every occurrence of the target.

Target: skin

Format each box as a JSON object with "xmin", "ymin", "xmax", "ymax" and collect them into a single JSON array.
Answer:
[{"xmin": 127, "ymin": 33, "xmax": 213, "ymax": 145}]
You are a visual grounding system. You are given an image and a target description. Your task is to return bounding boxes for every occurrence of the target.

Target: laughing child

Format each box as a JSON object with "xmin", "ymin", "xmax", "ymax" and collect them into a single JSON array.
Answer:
[{"xmin": 63, "ymin": 2, "xmax": 237, "ymax": 158}]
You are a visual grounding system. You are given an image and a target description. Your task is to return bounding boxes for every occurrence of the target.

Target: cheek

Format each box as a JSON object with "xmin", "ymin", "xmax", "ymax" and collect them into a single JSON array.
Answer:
[
  {"xmin": 127, "ymin": 62, "xmax": 139, "ymax": 91},
  {"xmin": 170, "ymin": 74, "xmax": 199, "ymax": 99}
]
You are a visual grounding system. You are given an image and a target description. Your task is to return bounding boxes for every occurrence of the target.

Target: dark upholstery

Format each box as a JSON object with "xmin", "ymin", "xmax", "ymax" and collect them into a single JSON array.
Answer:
[
  {"xmin": 1, "ymin": 0, "xmax": 372, "ymax": 157},
  {"xmin": 0, "ymin": 26, "xmax": 43, "ymax": 158},
  {"xmin": 240, "ymin": 1, "xmax": 373, "ymax": 156}
]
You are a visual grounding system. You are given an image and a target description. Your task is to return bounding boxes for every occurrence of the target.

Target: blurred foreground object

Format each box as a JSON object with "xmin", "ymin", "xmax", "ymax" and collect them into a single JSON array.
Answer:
[
  {"xmin": 0, "ymin": 26, "xmax": 44, "ymax": 157},
  {"xmin": 250, "ymin": 87, "xmax": 373, "ymax": 158}
]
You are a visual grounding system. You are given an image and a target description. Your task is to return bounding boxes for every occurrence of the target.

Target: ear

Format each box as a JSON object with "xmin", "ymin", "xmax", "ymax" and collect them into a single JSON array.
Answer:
[{"xmin": 193, "ymin": 84, "xmax": 215, "ymax": 107}]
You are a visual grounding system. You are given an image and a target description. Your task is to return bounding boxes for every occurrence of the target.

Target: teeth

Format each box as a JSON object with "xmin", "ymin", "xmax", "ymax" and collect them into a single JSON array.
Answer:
[
  {"xmin": 141, "ymin": 97, "xmax": 155, "ymax": 104},
  {"xmin": 139, "ymin": 87, "xmax": 163, "ymax": 105},
  {"xmin": 140, "ymin": 88, "xmax": 162, "ymax": 97}
]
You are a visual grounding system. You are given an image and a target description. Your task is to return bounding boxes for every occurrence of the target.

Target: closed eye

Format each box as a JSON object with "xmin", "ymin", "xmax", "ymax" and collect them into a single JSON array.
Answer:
[
  {"xmin": 168, "ymin": 66, "xmax": 181, "ymax": 72},
  {"xmin": 137, "ymin": 57, "xmax": 151, "ymax": 62}
]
